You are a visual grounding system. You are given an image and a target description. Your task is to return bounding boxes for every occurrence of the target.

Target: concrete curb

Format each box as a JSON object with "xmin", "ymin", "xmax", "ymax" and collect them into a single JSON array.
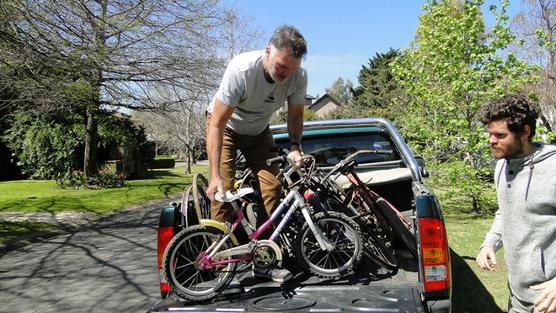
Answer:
[{"xmin": 0, "ymin": 196, "xmax": 180, "ymax": 255}]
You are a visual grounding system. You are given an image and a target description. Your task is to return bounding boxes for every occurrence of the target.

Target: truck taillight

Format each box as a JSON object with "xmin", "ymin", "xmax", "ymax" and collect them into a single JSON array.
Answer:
[
  {"xmin": 157, "ymin": 226, "xmax": 174, "ymax": 270},
  {"xmin": 418, "ymin": 217, "xmax": 451, "ymax": 293},
  {"xmin": 157, "ymin": 225, "xmax": 174, "ymax": 297}
]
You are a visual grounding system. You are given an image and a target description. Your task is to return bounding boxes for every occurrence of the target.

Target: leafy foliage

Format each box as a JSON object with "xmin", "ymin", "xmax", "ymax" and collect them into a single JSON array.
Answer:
[
  {"xmin": 57, "ymin": 169, "xmax": 126, "ymax": 189},
  {"xmin": 3, "ymin": 110, "xmax": 153, "ymax": 185},
  {"xmin": 324, "ymin": 77, "xmax": 354, "ymax": 106},
  {"xmin": 353, "ymin": 48, "xmax": 406, "ymax": 119},
  {"xmin": 391, "ymin": 0, "xmax": 538, "ymax": 212},
  {"xmin": 150, "ymin": 156, "xmax": 176, "ymax": 169},
  {"xmin": 4, "ymin": 112, "xmax": 83, "ymax": 180}
]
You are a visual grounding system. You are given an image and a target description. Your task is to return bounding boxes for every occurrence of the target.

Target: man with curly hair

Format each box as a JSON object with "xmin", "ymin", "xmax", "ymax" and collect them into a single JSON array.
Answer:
[{"xmin": 476, "ymin": 94, "xmax": 556, "ymax": 313}]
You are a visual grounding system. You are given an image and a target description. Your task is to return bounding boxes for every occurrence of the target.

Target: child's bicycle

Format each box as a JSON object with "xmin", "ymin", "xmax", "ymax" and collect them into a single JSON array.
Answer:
[{"xmin": 161, "ymin": 155, "xmax": 363, "ymax": 301}]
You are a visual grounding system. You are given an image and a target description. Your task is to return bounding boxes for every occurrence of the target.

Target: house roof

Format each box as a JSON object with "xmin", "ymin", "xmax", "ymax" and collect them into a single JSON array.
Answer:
[{"xmin": 308, "ymin": 93, "xmax": 343, "ymax": 110}]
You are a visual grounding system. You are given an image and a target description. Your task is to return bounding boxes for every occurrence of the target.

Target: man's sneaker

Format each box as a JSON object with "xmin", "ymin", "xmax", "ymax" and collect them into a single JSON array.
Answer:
[{"xmin": 253, "ymin": 267, "xmax": 293, "ymax": 283}]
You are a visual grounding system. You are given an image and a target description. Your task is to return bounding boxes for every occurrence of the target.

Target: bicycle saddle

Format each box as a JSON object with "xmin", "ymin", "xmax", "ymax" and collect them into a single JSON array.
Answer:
[{"xmin": 214, "ymin": 187, "xmax": 255, "ymax": 202}]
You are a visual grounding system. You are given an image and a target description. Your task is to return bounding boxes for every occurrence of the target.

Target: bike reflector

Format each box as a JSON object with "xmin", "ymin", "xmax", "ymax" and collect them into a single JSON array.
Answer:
[
  {"xmin": 418, "ymin": 217, "xmax": 451, "ymax": 293},
  {"xmin": 303, "ymin": 190, "xmax": 315, "ymax": 201}
]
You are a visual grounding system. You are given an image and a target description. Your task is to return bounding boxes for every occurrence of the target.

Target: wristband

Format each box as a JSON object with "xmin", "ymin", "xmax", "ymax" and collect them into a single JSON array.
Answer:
[{"xmin": 290, "ymin": 142, "xmax": 301, "ymax": 147}]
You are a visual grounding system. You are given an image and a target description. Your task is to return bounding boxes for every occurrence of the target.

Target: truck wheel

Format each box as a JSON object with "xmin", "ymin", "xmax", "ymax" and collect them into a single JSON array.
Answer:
[
  {"xmin": 162, "ymin": 225, "xmax": 236, "ymax": 301},
  {"xmin": 295, "ymin": 211, "xmax": 363, "ymax": 278}
]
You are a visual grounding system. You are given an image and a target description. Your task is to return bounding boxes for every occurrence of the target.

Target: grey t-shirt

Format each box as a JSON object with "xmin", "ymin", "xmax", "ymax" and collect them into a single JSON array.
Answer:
[{"xmin": 208, "ymin": 50, "xmax": 308, "ymax": 136}]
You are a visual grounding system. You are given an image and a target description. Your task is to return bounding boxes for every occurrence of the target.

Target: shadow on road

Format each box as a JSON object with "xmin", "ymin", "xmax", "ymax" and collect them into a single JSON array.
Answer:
[
  {"xmin": 0, "ymin": 204, "xmax": 166, "ymax": 312},
  {"xmin": 450, "ymin": 248, "xmax": 504, "ymax": 313}
]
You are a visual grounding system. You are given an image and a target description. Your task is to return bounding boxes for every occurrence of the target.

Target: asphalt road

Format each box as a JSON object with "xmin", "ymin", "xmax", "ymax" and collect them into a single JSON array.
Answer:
[{"xmin": 0, "ymin": 200, "xmax": 174, "ymax": 313}]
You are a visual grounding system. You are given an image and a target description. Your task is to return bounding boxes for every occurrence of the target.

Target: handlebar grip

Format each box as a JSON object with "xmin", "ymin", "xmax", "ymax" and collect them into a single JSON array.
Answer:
[{"xmin": 266, "ymin": 155, "xmax": 287, "ymax": 166}]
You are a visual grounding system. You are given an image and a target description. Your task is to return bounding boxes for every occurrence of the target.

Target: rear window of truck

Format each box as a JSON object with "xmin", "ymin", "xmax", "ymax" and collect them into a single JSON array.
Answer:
[{"xmin": 273, "ymin": 127, "xmax": 401, "ymax": 167}]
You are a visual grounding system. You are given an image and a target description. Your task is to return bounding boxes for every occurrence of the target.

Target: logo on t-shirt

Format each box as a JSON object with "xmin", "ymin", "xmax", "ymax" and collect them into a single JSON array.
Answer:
[{"xmin": 265, "ymin": 92, "xmax": 275, "ymax": 103}]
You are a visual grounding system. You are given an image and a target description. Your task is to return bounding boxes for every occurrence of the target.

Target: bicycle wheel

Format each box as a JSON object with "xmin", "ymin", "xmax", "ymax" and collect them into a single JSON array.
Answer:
[
  {"xmin": 344, "ymin": 189, "xmax": 394, "ymax": 245},
  {"xmin": 374, "ymin": 196, "xmax": 418, "ymax": 258},
  {"xmin": 295, "ymin": 211, "xmax": 363, "ymax": 278},
  {"xmin": 180, "ymin": 184, "xmax": 199, "ymax": 228},
  {"xmin": 162, "ymin": 225, "xmax": 236, "ymax": 301},
  {"xmin": 192, "ymin": 173, "xmax": 211, "ymax": 220},
  {"xmin": 321, "ymin": 196, "xmax": 397, "ymax": 270}
]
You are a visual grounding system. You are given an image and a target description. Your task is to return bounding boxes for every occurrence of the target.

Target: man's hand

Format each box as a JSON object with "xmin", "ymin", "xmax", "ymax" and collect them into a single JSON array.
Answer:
[
  {"xmin": 532, "ymin": 277, "xmax": 556, "ymax": 313},
  {"xmin": 287, "ymin": 149, "xmax": 303, "ymax": 167},
  {"xmin": 206, "ymin": 177, "xmax": 224, "ymax": 202},
  {"xmin": 476, "ymin": 246, "xmax": 497, "ymax": 271}
]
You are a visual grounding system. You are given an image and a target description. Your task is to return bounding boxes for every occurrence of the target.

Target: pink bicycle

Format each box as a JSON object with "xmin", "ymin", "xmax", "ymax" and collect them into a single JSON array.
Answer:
[{"xmin": 161, "ymin": 155, "xmax": 363, "ymax": 301}]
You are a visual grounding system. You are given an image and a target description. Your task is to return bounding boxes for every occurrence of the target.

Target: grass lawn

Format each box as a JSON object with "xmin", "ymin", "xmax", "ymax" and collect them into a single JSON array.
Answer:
[
  {"xmin": 446, "ymin": 215, "xmax": 508, "ymax": 313},
  {"xmin": 0, "ymin": 165, "xmax": 208, "ymax": 214},
  {"xmin": 0, "ymin": 165, "xmax": 208, "ymax": 244}
]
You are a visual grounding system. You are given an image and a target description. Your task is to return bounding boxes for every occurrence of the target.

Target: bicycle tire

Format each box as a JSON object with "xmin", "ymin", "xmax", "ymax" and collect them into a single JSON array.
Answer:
[
  {"xmin": 374, "ymin": 196, "xmax": 418, "ymax": 258},
  {"xmin": 180, "ymin": 184, "xmax": 199, "ymax": 228},
  {"xmin": 321, "ymin": 196, "xmax": 397, "ymax": 270},
  {"xmin": 192, "ymin": 173, "xmax": 211, "ymax": 220},
  {"xmin": 295, "ymin": 211, "xmax": 363, "ymax": 278},
  {"xmin": 162, "ymin": 225, "xmax": 236, "ymax": 301},
  {"xmin": 344, "ymin": 189, "xmax": 394, "ymax": 245}
]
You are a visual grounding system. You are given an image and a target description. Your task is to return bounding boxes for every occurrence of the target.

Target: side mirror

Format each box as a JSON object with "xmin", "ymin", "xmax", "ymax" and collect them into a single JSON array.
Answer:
[{"xmin": 415, "ymin": 156, "xmax": 429, "ymax": 178}]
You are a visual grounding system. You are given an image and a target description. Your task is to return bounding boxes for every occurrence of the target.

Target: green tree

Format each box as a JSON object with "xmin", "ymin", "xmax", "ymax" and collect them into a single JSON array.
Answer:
[
  {"xmin": 4, "ymin": 110, "xmax": 153, "ymax": 182},
  {"xmin": 325, "ymin": 77, "xmax": 354, "ymax": 106},
  {"xmin": 353, "ymin": 48, "xmax": 406, "ymax": 121},
  {"xmin": 0, "ymin": 0, "xmax": 255, "ymax": 177},
  {"xmin": 391, "ymin": 0, "xmax": 537, "ymax": 213},
  {"xmin": 511, "ymin": 0, "xmax": 556, "ymax": 139}
]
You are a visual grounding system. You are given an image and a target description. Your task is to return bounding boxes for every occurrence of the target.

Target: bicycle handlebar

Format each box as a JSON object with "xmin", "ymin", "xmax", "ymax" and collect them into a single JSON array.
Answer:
[
  {"xmin": 266, "ymin": 155, "xmax": 288, "ymax": 166},
  {"xmin": 321, "ymin": 149, "xmax": 393, "ymax": 182}
]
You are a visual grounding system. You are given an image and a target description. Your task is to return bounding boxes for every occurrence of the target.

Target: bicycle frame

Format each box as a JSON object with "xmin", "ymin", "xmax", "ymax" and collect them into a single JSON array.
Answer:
[{"xmin": 198, "ymin": 160, "xmax": 332, "ymax": 270}]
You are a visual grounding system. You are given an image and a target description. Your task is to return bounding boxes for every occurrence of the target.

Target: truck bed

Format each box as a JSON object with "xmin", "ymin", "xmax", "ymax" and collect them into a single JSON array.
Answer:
[{"xmin": 149, "ymin": 250, "xmax": 425, "ymax": 313}]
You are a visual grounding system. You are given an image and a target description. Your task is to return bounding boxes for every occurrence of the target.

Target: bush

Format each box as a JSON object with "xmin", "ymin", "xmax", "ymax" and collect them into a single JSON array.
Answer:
[
  {"xmin": 57, "ymin": 169, "xmax": 125, "ymax": 189},
  {"xmin": 4, "ymin": 112, "xmax": 83, "ymax": 179},
  {"xmin": 149, "ymin": 156, "xmax": 175, "ymax": 169},
  {"xmin": 428, "ymin": 160, "xmax": 497, "ymax": 215}
]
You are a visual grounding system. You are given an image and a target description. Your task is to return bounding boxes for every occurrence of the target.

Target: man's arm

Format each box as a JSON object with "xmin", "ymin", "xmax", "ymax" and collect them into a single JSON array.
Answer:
[
  {"xmin": 476, "ymin": 209, "xmax": 503, "ymax": 271},
  {"xmin": 206, "ymin": 99, "xmax": 235, "ymax": 201},
  {"xmin": 287, "ymin": 103, "xmax": 304, "ymax": 166}
]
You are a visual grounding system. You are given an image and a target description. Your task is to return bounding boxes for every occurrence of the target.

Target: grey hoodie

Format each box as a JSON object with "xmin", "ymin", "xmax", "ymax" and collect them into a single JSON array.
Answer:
[{"xmin": 481, "ymin": 143, "xmax": 556, "ymax": 303}]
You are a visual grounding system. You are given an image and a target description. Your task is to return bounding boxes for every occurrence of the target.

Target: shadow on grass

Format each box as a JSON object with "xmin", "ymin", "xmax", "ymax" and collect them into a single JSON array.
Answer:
[
  {"xmin": 141, "ymin": 169, "xmax": 184, "ymax": 179},
  {"xmin": 0, "ymin": 221, "xmax": 55, "ymax": 246},
  {"xmin": 451, "ymin": 248, "xmax": 503, "ymax": 313}
]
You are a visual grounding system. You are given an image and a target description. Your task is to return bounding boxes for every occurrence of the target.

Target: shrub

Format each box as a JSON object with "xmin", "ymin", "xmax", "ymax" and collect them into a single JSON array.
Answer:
[
  {"xmin": 57, "ymin": 169, "xmax": 125, "ymax": 189},
  {"xmin": 4, "ymin": 112, "xmax": 83, "ymax": 179},
  {"xmin": 149, "ymin": 156, "xmax": 175, "ymax": 169}
]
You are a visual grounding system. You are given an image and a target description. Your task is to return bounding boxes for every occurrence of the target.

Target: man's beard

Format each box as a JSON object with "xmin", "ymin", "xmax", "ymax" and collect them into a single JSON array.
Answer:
[
  {"xmin": 269, "ymin": 68, "xmax": 287, "ymax": 85},
  {"xmin": 491, "ymin": 139, "xmax": 524, "ymax": 159}
]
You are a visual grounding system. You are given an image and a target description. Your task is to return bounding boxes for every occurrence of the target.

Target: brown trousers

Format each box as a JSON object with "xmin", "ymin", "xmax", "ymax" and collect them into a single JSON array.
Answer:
[{"xmin": 207, "ymin": 116, "xmax": 281, "ymax": 222}]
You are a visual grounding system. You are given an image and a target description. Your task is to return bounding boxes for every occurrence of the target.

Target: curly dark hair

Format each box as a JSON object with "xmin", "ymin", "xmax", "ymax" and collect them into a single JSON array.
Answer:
[{"xmin": 481, "ymin": 94, "xmax": 539, "ymax": 140}]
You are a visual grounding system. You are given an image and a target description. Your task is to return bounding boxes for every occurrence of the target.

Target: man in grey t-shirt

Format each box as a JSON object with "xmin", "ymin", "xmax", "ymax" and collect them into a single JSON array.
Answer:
[{"xmin": 205, "ymin": 25, "xmax": 308, "ymax": 283}]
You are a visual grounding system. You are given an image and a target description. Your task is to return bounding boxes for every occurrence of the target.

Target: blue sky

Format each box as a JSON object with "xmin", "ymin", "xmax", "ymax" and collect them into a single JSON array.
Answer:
[{"xmin": 224, "ymin": 1, "xmax": 523, "ymax": 97}]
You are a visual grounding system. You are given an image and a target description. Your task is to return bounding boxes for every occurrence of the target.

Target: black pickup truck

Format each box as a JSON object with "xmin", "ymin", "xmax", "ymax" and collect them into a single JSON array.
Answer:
[{"xmin": 151, "ymin": 118, "xmax": 452, "ymax": 313}]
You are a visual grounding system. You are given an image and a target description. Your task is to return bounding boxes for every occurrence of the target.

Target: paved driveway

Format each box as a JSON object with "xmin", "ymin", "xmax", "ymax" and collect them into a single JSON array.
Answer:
[{"xmin": 0, "ymin": 199, "xmax": 175, "ymax": 313}]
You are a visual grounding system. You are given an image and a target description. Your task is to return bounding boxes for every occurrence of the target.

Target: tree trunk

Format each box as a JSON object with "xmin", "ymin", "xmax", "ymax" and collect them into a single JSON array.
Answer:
[
  {"xmin": 187, "ymin": 148, "xmax": 192, "ymax": 174},
  {"xmin": 84, "ymin": 105, "xmax": 98, "ymax": 177}
]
